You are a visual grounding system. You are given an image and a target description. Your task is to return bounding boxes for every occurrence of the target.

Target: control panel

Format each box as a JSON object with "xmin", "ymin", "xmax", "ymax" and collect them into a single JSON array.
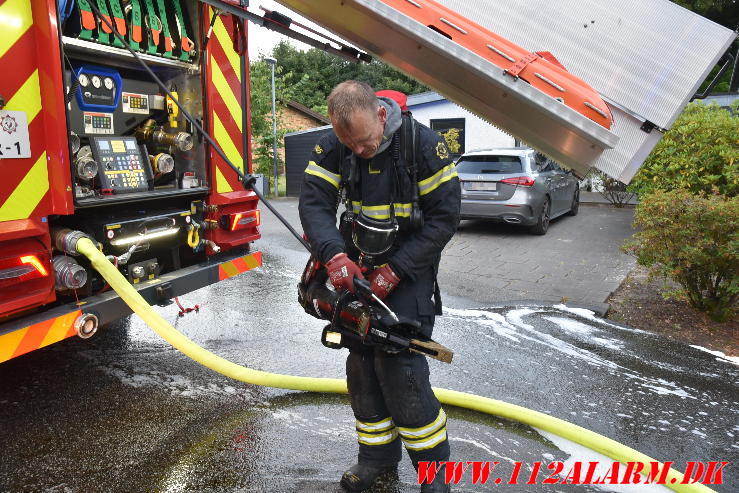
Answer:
[{"xmin": 90, "ymin": 137, "xmax": 152, "ymax": 193}]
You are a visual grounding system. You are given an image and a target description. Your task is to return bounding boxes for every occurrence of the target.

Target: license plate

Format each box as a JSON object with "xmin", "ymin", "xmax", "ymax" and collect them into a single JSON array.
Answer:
[
  {"xmin": 0, "ymin": 110, "xmax": 31, "ymax": 159},
  {"xmin": 467, "ymin": 182, "xmax": 497, "ymax": 191}
]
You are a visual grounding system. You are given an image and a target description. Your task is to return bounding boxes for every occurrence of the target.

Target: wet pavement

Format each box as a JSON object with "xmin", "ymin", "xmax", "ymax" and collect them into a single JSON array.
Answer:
[{"xmin": 1, "ymin": 218, "xmax": 737, "ymax": 492}]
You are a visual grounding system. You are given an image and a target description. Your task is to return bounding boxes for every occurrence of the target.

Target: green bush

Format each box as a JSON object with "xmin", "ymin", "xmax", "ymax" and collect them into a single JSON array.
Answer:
[
  {"xmin": 623, "ymin": 189, "xmax": 738, "ymax": 322},
  {"xmin": 629, "ymin": 101, "xmax": 738, "ymax": 198}
]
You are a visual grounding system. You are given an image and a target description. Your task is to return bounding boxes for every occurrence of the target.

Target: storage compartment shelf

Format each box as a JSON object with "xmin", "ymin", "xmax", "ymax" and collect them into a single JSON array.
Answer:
[
  {"xmin": 62, "ymin": 36, "xmax": 199, "ymax": 72},
  {"xmin": 75, "ymin": 187, "xmax": 210, "ymax": 209}
]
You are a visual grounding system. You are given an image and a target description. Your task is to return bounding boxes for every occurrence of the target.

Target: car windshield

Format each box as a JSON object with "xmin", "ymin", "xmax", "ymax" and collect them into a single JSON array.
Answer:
[{"xmin": 455, "ymin": 155, "xmax": 523, "ymax": 174}]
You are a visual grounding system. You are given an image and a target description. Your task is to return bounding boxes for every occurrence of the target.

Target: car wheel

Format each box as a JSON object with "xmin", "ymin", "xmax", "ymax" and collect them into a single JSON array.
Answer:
[
  {"xmin": 566, "ymin": 189, "xmax": 580, "ymax": 216},
  {"xmin": 529, "ymin": 196, "xmax": 550, "ymax": 235}
]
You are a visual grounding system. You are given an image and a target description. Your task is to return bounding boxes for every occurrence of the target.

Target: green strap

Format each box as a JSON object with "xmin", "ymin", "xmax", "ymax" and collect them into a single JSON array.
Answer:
[
  {"xmin": 171, "ymin": 0, "xmax": 193, "ymax": 61},
  {"xmin": 76, "ymin": 0, "xmax": 96, "ymax": 41},
  {"xmin": 93, "ymin": 0, "xmax": 112, "ymax": 45},
  {"xmin": 143, "ymin": 0, "xmax": 160, "ymax": 54},
  {"xmin": 155, "ymin": 0, "xmax": 174, "ymax": 58},
  {"xmin": 107, "ymin": 0, "xmax": 126, "ymax": 47},
  {"xmin": 127, "ymin": 0, "xmax": 143, "ymax": 51}
]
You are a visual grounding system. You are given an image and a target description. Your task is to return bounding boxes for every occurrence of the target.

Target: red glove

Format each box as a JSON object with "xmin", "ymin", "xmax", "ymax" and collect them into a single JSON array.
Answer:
[
  {"xmin": 325, "ymin": 253, "xmax": 364, "ymax": 293},
  {"xmin": 368, "ymin": 264, "xmax": 401, "ymax": 300}
]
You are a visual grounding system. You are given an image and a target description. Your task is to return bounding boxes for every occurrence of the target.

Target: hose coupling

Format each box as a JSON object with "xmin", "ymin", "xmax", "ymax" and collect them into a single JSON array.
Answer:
[
  {"xmin": 52, "ymin": 256, "xmax": 88, "ymax": 290},
  {"xmin": 116, "ymin": 243, "xmax": 139, "ymax": 266},
  {"xmin": 74, "ymin": 313, "xmax": 99, "ymax": 339},
  {"xmin": 52, "ymin": 228, "xmax": 94, "ymax": 256},
  {"xmin": 203, "ymin": 240, "xmax": 221, "ymax": 253}
]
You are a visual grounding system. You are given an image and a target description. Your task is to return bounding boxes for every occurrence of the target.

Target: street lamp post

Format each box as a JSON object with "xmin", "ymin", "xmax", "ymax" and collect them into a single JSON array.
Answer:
[{"xmin": 265, "ymin": 57, "xmax": 278, "ymax": 198}]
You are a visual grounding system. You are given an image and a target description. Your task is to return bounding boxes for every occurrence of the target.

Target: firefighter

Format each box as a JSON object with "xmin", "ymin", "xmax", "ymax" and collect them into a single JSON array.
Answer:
[{"xmin": 299, "ymin": 80, "xmax": 460, "ymax": 492}]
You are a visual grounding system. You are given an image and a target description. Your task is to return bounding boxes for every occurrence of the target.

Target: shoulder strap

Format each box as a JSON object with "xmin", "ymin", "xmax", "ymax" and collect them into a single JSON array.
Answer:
[
  {"xmin": 401, "ymin": 114, "xmax": 413, "ymax": 171},
  {"xmin": 337, "ymin": 143, "xmax": 359, "ymax": 212},
  {"xmin": 399, "ymin": 114, "xmax": 421, "ymax": 206},
  {"xmin": 400, "ymin": 113, "xmax": 422, "ymax": 175},
  {"xmin": 336, "ymin": 144, "xmax": 347, "ymax": 209}
]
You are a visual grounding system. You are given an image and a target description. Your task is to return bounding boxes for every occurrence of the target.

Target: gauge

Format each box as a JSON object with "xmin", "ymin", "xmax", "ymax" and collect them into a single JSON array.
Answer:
[
  {"xmin": 104, "ymin": 77, "xmax": 114, "ymax": 90},
  {"xmin": 91, "ymin": 75, "xmax": 101, "ymax": 88},
  {"xmin": 78, "ymin": 73, "xmax": 89, "ymax": 87}
]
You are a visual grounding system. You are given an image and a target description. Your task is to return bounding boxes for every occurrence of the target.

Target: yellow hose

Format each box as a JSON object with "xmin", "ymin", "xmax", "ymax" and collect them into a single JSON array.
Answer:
[{"xmin": 76, "ymin": 237, "xmax": 715, "ymax": 493}]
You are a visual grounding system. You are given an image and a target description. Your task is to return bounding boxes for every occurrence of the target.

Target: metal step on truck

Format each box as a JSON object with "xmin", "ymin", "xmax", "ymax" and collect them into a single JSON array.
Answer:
[{"xmin": 0, "ymin": 0, "xmax": 734, "ymax": 363}]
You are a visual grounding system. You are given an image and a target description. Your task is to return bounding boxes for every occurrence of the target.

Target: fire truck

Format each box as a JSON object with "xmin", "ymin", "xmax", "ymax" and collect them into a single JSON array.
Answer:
[{"xmin": 0, "ymin": 0, "xmax": 734, "ymax": 364}]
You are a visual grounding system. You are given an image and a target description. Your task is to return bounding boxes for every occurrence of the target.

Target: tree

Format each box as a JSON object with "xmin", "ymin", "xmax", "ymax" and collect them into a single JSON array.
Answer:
[
  {"xmin": 269, "ymin": 40, "xmax": 427, "ymax": 114},
  {"xmin": 670, "ymin": 0, "xmax": 738, "ymax": 30},
  {"xmin": 628, "ymin": 101, "xmax": 739, "ymax": 198},
  {"xmin": 249, "ymin": 59, "xmax": 294, "ymax": 179},
  {"xmin": 670, "ymin": 0, "xmax": 739, "ymax": 93}
]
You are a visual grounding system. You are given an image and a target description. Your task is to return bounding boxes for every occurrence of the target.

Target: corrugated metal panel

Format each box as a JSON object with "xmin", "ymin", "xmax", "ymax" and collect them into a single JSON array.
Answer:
[
  {"xmin": 438, "ymin": 0, "xmax": 735, "ymax": 129},
  {"xmin": 592, "ymin": 106, "xmax": 663, "ymax": 183}
]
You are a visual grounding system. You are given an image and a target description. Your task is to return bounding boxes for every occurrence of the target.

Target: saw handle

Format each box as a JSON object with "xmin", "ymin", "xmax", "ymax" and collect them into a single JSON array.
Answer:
[{"xmin": 352, "ymin": 277, "xmax": 373, "ymax": 300}]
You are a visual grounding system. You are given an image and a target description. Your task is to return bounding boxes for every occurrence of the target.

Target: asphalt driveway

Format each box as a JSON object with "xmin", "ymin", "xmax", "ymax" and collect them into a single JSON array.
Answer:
[{"xmin": 443, "ymin": 204, "xmax": 636, "ymax": 313}]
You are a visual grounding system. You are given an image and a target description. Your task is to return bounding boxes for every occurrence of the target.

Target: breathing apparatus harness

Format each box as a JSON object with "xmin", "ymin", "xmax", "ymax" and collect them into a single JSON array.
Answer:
[
  {"xmin": 337, "ymin": 113, "xmax": 423, "ymax": 270},
  {"xmin": 297, "ymin": 112, "xmax": 452, "ymax": 361}
]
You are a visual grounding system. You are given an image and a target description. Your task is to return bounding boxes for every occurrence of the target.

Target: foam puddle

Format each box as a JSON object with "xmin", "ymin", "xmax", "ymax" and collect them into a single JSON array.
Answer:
[
  {"xmin": 443, "ymin": 305, "xmax": 701, "ymax": 400},
  {"xmin": 534, "ymin": 428, "xmax": 674, "ymax": 492},
  {"xmin": 552, "ymin": 304, "xmax": 649, "ymax": 333}
]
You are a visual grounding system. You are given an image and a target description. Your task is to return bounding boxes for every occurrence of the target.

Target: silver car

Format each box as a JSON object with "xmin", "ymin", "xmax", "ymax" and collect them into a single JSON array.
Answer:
[{"xmin": 457, "ymin": 148, "xmax": 580, "ymax": 235}]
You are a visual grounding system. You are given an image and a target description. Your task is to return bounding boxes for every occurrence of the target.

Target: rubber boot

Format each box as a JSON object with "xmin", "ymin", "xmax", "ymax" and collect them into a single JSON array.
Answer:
[
  {"xmin": 340, "ymin": 462, "xmax": 398, "ymax": 492},
  {"xmin": 419, "ymin": 463, "xmax": 451, "ymax": 493},
  {"xmin": 420, "ymin": 474, "xmax": 450, "ymax": 493}
]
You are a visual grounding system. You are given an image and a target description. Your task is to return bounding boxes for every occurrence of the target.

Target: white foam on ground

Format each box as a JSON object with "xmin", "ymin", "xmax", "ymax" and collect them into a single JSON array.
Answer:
[
  {"xmin": 447, "ymin": 306, "xmax": 703, "ymax": 400},
  {"xmin": 637, "ymin": 381, "xmax": 696, "ymax": 400},
  {"xmin": 553, "ymin": 304, "xmax": 647, "ymax": 333},
  {"xmin": 591, "ymin": 337, "xmax": 625, "ymax": 350},
  {"xmin": 505, "ymin": 308, "xmax": 537, "ymax": 330},
  {"xmin": 542, "ymin": 316, "xmax": 597, "ymax": 335},
  {"xmin": 445, "ymin": 307, "xmax": 511, "ymax": 319},
  {"xmin": 689, "ymin": 345, "xmax": 739, "ymax": 366},
  {"xmin": 534, "ymin": 429, "xmax": 673, "ymax": 492},
  {"xmin": 450, "ymin": 437, "xmax": 517, "ymax": 464},
  {"xmin": 102, "ymin": 367, "xmax": 243, "ymax": 398},
  {"xmin": 505, "ymin": 310, "xmax": 620, "ymax": 370},
  {"xmin": 690, "ymin": 429, "xmax": 707, "ymax": 438}
]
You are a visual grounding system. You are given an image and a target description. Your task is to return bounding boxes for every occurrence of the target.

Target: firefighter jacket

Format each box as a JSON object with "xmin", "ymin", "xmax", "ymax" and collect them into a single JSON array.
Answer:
[{"xmin": 298, "ymin": 99, "xmax": 461, "ymax": 285}]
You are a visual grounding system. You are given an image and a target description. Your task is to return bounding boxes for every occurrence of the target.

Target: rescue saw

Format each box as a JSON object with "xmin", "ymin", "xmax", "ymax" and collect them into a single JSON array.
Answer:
[{"xmin": 298, "ymin": 257, "xmax": 453, "ymax": 364}]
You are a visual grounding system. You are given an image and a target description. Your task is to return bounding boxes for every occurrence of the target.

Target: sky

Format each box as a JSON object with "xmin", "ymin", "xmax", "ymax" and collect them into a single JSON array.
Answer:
[{"xmin": 245, "ymin": 1, "xmax": 350, "ymax": 60}]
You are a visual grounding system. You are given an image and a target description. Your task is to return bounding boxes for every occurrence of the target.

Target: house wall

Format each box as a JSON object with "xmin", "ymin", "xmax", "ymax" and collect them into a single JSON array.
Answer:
[
  {"xmin": 258, "ymin": 106, "xmax": 327, "ymax": 167},
  {"xmin": 280, "ymin": 106, "xmax": 327, "ymax": 133},
  {"xmin": 409, "ymin": 100, "xmax": 515, "ymax": 152}
]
